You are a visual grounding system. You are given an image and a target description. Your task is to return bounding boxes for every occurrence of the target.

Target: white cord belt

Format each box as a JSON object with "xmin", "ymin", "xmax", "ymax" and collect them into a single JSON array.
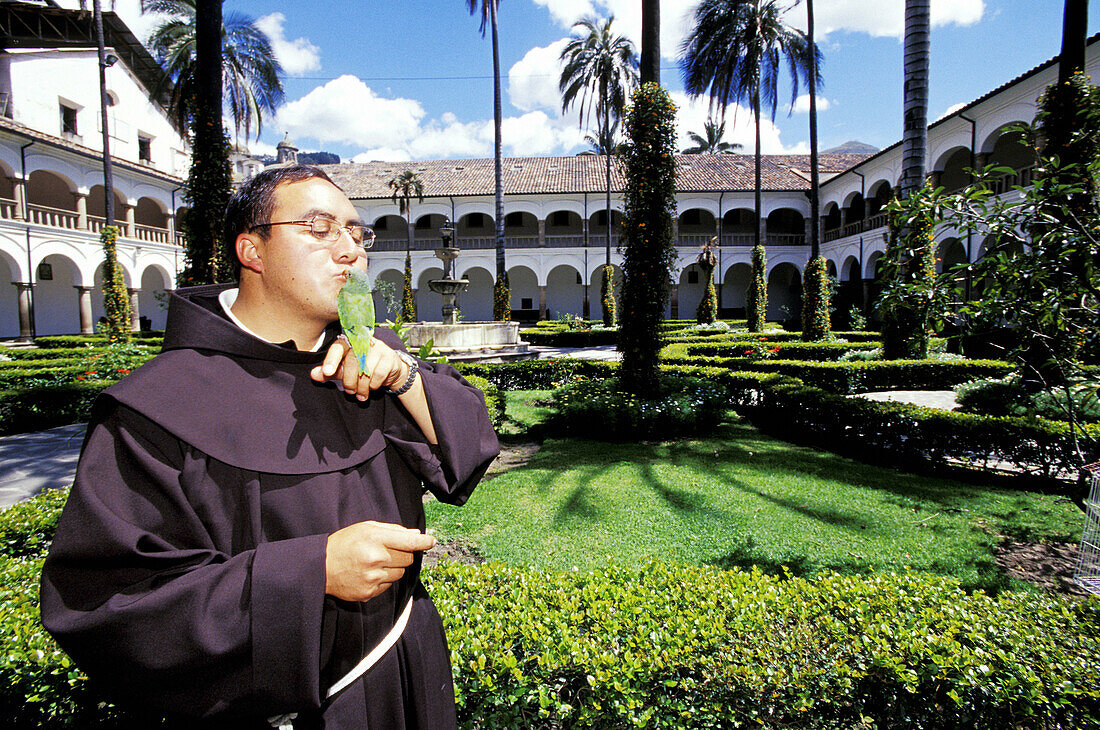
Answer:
[{"xmin": 268, "ymin": 595, "xmax": 414, "ymax": 729}]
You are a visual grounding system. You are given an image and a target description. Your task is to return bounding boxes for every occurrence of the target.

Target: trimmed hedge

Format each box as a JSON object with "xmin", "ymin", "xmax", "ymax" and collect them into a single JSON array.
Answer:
[
  {"xmin": 744, "ymin": 376, "xmax": 1100, "ymax": 479},
  {"xmin": 456, "ymin": 359, "xmax": 618, "ymax": 391},
  {"xmin": 0, "ymin": 380, "xmax": 114, "ymax": 436},
  {"xmin": 686, "ymin": 341, "xmax": 881, "ymax": 361},
  {"xmin": 33, "ymin": 333, "xmax": 163, "ymax": 348},
  {"xmin": 462, "ymin": 373, "xmax": 505, "ymax": 431},
  {"xmin": 519, "ymin": 328, "xmax": 619, "ymax": 347},
  {"xmin": 661, "ymin": 351, "xmax": 1014, "ymax": 395},
  {"xmin": 3, "ymin": 494, "xmax": 1098, "ymax": 729}
]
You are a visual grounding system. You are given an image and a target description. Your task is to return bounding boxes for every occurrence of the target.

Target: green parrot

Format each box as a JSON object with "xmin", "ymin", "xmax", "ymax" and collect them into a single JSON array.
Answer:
[{"xmin": 336, "ymin": 267, "xmax": 376, "ymax": 374}]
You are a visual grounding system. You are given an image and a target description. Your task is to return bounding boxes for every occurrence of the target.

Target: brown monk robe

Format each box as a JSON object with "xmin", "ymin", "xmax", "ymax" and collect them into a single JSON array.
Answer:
[{"xmin": 41, "ymin": 284, "xmax": 499, "ymax": 728}]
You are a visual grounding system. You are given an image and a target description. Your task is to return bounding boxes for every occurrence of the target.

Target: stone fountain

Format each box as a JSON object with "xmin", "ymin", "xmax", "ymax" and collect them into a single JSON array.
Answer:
[{"xmin": 404, "ymin": 220, "xmax": 533, "ymax": 362}]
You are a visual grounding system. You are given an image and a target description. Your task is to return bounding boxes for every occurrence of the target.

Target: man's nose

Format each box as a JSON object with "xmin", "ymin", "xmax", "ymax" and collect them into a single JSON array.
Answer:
[{"xmin": 331, "ymin": 229, "xmax": 362, "ymax": 260}]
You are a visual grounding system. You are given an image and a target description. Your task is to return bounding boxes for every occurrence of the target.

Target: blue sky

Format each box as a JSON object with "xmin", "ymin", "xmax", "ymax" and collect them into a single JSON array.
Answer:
[{"xmin": 80, "ymin": 0, "xmax": 1099, "ymax": 162}]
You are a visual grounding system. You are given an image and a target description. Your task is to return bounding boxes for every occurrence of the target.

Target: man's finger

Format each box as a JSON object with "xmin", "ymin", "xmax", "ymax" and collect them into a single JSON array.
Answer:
[
  {"xmin": 322, "ymin": 338, "xmax": 349, "ymax": 378},
  {"xmin": 378, "ymin": 530, "xmax": 436, "ymax": 553},
  {"xmin": 342, "ymin": 347, "xmax": 362, "ymax": 392}
]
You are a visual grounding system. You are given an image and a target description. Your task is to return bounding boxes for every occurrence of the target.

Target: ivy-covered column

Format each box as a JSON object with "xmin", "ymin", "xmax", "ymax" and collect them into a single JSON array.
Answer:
[{"xmin": 100, "ymin": 225, "xmax": 131, "ymax": 343}]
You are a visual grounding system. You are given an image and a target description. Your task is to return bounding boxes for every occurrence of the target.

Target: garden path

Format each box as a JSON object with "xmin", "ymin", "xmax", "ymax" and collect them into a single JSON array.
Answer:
[{"xmin": 0, "ymin": 423, "xmax": 85, "ymax": 508}]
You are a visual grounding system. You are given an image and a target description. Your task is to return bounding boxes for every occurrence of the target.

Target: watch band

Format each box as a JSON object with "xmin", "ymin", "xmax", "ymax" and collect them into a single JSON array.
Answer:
[{"xmin": 386, "ymin": 351, "xmax": 419, "ymax": 396}]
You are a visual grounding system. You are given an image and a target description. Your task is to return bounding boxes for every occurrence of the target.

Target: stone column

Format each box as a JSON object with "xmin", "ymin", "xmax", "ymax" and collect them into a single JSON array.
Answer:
[
  {"xmin": 671, "ymin": 219, "xmax": 679, "ymax": 246},
  {"xmin": 128, "ymin": 288, "xmax": 141, "ymax": 332},
  {"xmin": 538, "ymin": 285, "xmax": 547, "ymax": 320},
  {"xmin": 166, "ymin": 211, "xmax": 176, "ymax": 246},
  {"xmin": 861, "ymin": 279, "xmax": 873, "ymax": 313},
  {"xmin": 11, "ymin": 177, "xmax": 25, "ymax": 220},
  {"xmin": 537, "ymin": 218, "xmax": 545, "ymax": 248},
  {"xmin": 582, "ymin": 218, "xmax": 589, "ymax": 248},
  {"xmin": 928, "ymin": 170, "xmax": 942, "ymax": 188},
  {"xmin": 75, "ymin": 286, "xmax": 95, "ymax": 335},
  {"xmin": 74, "ymin": 192, "xmax": 88, "ymax": 229},
  {"xmin": 669, "ymin": 284, "xmax": 679, "ymax": 320},
  {"xmin": 583, "ymin": 284, "xmax": 590, "ymax": 320},
  {"xmin": 974, "ymin": 152, "xmax": 989, "ymax": 169},
  {"xmin": 759, "ymin": 217, "xmax": 768, "ymax": 246},
  {"xmin": 123, "ymin": 204, "xmax": 136, "ymax": 239},
  {"xmin": 15, "ymin": 282, "xmax": 33, "ymax": 340}
]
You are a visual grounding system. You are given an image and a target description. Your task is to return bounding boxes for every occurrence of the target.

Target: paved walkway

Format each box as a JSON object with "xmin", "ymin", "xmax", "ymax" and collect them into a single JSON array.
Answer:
[
  {"xmin": 530, "ymin": 344, "xmax": 621, "ymax": 361},
  {"xmin": 0, "ymin": 423, "xmax": 86, "ymax": 508}
]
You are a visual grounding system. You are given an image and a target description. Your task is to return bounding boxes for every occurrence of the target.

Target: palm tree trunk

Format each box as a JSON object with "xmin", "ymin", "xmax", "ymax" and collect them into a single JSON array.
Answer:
[
  {"xmin": 806, "ymin": 0, "xmax": 821, "ymax": 261},
  {"xmin": 753, "ymin": 85, "xmax": 762, "ymax": 249},
  {"xmin": 641, "ymin": 0, "xmax": 660, "ymax": 85},
  {"xmin": 604, "ymin": 97, "xmax": 612, "ymax": 267},
  {"xmin": 93, "ymin": 0, "xmax": 114, "ymax": 227},
  {"xmin": 490, "ymin": 0, "xmax": 505, "ymax": 281},
  {"xmin": 1059, "ymin": 0, "xmax": 1088, "ymax": 84},
  {"xmin": 900, "ymin": 0, "xmax": 930, "ymax": 198}
]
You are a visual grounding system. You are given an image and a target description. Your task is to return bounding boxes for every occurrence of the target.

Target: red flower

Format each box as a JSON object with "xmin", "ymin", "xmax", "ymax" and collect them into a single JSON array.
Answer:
[
  {"xmin": 84, "ymin": 371, "xmax": 97, "ymax": 375},
  {"xmin": 75, "ymin": 376, "xmax": 85, "ymax": 380},
  {"xmin": 117, "ymin": 368, "xmax": 131, "ymax": 374}
]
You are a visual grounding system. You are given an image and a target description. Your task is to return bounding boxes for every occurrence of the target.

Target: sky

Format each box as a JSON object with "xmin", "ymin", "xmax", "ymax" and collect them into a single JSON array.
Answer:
[{"xmin": 66, "ymin": 0, "xmax": 1100, "ymax": 163}]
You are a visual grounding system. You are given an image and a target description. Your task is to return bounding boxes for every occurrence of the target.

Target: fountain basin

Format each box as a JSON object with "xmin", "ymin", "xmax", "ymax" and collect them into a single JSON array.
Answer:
[{"xmin": 404, "ymin": 321, "xmax": 535, "ymax": 362}]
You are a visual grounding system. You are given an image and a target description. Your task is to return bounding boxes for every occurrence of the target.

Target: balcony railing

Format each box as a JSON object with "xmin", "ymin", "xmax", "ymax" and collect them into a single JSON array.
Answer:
[
  {"xmin": 27, "ymin": 202, "xmax": 80, "ymax": 230},
  {"xmin": 2, "ymin": 201, "xmax": 176, "ymax": 246}
]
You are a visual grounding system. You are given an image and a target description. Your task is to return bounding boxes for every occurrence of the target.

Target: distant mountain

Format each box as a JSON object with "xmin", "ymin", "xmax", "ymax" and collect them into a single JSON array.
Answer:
[
  {"xmin": 824, "ymin": 141, "xmax": 879, "ymax": 155},
  {"xmin": 300, "ymin": 151, "xmax": 341, "ymax": 165}
]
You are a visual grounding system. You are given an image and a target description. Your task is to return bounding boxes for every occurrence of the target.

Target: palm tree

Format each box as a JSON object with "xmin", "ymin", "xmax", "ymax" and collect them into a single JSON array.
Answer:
[
  {"xmin": 681, "ymin": 0, "xmax": 819, "ymax": 255},
  {"xmin": 801, "ymin": 0, "xmax": 830, "ymax": 340},
  {"xmin": 466, "ymin": 0, "xmax": 508, "ymax": 319},
  {"xmin": 143, "ymin": 0, "xmax": 284, "ymax": 141},
  {"xmin": 576, "ymin": 125, "xmax": 625, "ymax": 156},
  {"xmin": 682, "ymin": 118, "xmax": 742, "ymax": 154},
  {"xmin": 559, "ymin": 16, "xmax": 639, "ymax": 267},
  {"xmin": 388, "ymin": 170, "xmax": 424, "ymax": 254},
  {"xmin": 641, "ymin": 0, "xmax": 660, "ymax": 84},
  {"xmin": 900, "ymin": 0, "xmax": 930, "ymax": 198}
]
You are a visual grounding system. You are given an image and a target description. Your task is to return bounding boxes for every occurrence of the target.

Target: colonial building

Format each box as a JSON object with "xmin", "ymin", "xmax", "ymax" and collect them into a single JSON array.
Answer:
[
  {"xmin": 1, "ymin": 2, "xmax": 1096, "ymax": 335},
  {"xmin": 325, "ymin": 35, "xmax": 1100, "ymax": 325},
  {"xmin": 0, "ymin": 2, "xmax": 187, "ymax": 339}
]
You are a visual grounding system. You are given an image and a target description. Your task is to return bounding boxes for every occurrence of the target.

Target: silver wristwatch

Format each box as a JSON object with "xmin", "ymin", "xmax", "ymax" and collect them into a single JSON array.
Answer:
[{"xmin": 386, "ymin": 350, "xmax": 419, "ymax": 396}]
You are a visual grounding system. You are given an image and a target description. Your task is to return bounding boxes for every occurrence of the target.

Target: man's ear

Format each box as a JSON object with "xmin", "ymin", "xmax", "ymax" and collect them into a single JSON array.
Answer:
[{"xmin": 236, "ymin": 232, "xmax": 264, "ymax": 274}]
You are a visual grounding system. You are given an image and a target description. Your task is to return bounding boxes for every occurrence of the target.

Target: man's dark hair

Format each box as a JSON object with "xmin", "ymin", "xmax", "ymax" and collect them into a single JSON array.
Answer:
[{"xmin": 223, "ymin": 164, "xmax": 340, "ymax": 278}]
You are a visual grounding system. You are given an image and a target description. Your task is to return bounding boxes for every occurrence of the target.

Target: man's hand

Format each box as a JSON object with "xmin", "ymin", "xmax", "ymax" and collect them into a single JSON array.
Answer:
[
  {"xmin": 310, "ymin": 336, "xmax": 408, "ymax": 401},
  {"xmin": 325, "ymin": 521, "xmax": 435, "ymax": 602}
]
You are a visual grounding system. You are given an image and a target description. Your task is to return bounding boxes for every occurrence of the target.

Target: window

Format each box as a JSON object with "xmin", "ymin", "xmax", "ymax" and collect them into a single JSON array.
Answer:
[
  {"xmin": 374, "ymin": 217, "xmax": 388, "ymax": 231},
  {"xmin": 550, "ymin": 211, "xmax": 570, "ymax": 227},
  {"xmin": 687, "ymin": 270, "xmax": 699, "ymax": 284},
  {"xmin": 415, "ymin": 216, "xmax": 432, "ymax": 229},
  {"xmin": 682, "ymin": 209, "xmax": 702, "ymax": 226},
  {"xmin": 505, "ymin": 212, "xmax": 524, "ymax": 228},
  {"xmin": 466, "ymin": 213, "xmax": 487, "ymax": 228},
  {"xmin": 594, "ymin": 210, "xmax": 608, "ymax": 226},
  {"xmin": 521, "ymin": 298, "xmax": 533, "ymax": 310},
  {"xmin": 60, "ymin": 103, "xmax": 78, "ymax": 136},
  {"xmin": 138, "ymin": 136, "xmax": 153, "ymax": 163}
]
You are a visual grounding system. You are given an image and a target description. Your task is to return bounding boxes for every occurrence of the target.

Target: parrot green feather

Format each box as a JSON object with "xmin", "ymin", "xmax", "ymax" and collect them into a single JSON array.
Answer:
[{"xmin": 336, "ymin": 267, "xmax": 375, "ymax": 374}]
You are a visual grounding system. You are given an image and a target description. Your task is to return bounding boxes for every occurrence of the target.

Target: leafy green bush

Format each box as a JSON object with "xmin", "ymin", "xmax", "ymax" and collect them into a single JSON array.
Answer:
[
  {"xmin": 519, "ymin": 328, "xmax": 619, "ymax": 347},
  {"xmin": 958, "ymin": 375, "xmax": 1100, "ymax": 423},
  {"xmin": 748, "ymin": 377, "xmax": 1099, "ymax": 478},
  {"xmin": 686, "ymin": 340, "xmax": 880, "ymax": 361},
  {"xmin": 33, "ymin": 333, "xmax": 162, "ymax": 349},
  {"xmin": 456, "ymin": 359, "xmax": 618, "ymax": 391},
  {"xmin": 0, "ymin": 489, "xmax": 68, "ymax": 561},
  {"xmin": 0, "ymin": 380, "xmax": 112, "ymax": 436},
  {"xmin": 428, "ymin": 561, "xmax": 1100, "ymax": 730},
  {"xmin": 548, "ymin": 375, "xmax": 728, "ymax": 441},
  {"xmin": 3, "ymin": 495, "xmax": 1098, "ymax": 729},
  {"xmin": 463, "ymin": 373, "xmax": 505, "ymax": 431}
]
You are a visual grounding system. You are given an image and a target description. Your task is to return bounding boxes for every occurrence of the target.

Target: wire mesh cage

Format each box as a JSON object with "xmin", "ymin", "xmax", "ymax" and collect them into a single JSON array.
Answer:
[{"xmin": 1075, "ymin": 462, "xmax": 1100, "ymax": 596}]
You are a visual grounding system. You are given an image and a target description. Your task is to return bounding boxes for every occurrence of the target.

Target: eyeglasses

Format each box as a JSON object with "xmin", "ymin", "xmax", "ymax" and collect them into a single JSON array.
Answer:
[{"xmin": 252, "ymin": 216, "xmax": 376, "ymax": 249}]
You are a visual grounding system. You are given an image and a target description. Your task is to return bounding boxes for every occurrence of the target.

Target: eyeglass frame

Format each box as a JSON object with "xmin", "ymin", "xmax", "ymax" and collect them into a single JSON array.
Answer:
[{"xmin": 250, "ymin": 215, "xmax": 376, "ymax": 249}]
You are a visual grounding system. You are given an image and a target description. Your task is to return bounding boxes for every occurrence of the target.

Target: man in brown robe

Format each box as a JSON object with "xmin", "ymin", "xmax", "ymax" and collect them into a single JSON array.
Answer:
[{"xmin": 40, "ymin": 165, "xmax": 499, "ymax": 729}]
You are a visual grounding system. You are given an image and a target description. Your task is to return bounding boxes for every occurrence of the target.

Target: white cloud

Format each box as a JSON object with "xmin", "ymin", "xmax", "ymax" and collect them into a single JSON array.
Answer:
[
  {"xmin": 353, "ymin": 148, "xmax": 412, "ymax": 163},
  {"xmin": 936, "ymin": 101, "xmax": 968, "ymax": 120},
  {"xmin": 786, "ymin": 0, "xmax": 985, "ymax": 39},
  {"xmin": 275, "ymin": 75, "xmax": 425, "ymax": 149},
  {"xmin": 255, "ymin": 13, "xmax": 321, "ymax": 76},
  {"xmin": 508, "ymin": 40, "xmax": 569, "ymax": 114},
  {"xmin": 670, "ymin": 91, "xmax": 804, "ymax": 154},
  {"xmin": 793, "ymin": 94, "xmax": 831, "ymax": 114}
]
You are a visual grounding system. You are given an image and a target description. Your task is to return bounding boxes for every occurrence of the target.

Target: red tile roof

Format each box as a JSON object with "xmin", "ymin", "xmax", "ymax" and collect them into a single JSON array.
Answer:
[{"xmin": 320, "ymin": 153, "xmax": 871, "ymax": 200}]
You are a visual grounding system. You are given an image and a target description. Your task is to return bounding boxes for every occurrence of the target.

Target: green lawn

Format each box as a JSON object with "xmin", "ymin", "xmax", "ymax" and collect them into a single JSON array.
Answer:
[{"xmin": 427, "ymin": 391, "xmax": 1083, "ymax": 593}]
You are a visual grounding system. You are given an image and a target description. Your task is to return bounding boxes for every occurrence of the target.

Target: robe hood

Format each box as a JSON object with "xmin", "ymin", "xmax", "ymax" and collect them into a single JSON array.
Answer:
[{"xmin": 104, "ymin": 283, "xmax": 388, "ymax": 475}]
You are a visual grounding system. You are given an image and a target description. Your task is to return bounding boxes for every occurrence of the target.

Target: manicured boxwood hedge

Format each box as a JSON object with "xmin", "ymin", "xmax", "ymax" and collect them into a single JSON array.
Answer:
[
  {"xmin": 685, "ymin": 341, "xmax": 881, "ymax": 361},
  {"xmin": 519, "ymin": 328, "xmax": 619, "ymax": 347},
  {"xmin": 661, "ymin": 349, "xmax": 1014, "ymax": 395},
  {"xmin": 3, "ymin": 491, "xmax": 1098, "ymax": 729},
  {"xmin": 456, "ymin": 358, "xmax": 618, "ymax": 390},
  {"xmin": 0, "ymin": 380, "xmax": 115, "ymax": 436},
  {"xmin": 462, "ymin": 373, "xmax": 504, "ymax": 431}
]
